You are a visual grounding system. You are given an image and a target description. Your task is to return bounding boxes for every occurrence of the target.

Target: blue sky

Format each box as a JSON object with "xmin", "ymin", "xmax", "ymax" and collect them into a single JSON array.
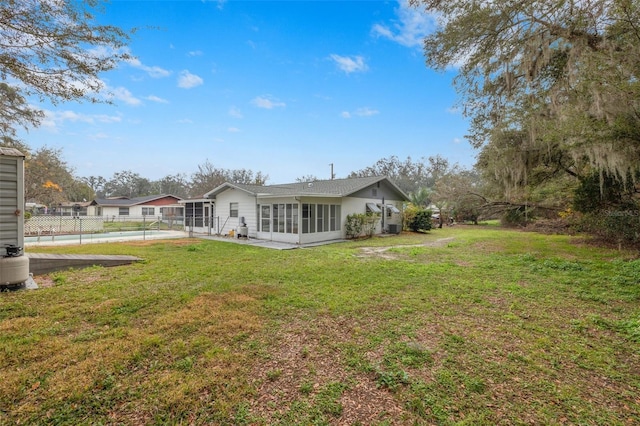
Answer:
[{"xmin": 21, "ymin": 0, "xmax": 475, "ymax": 184}]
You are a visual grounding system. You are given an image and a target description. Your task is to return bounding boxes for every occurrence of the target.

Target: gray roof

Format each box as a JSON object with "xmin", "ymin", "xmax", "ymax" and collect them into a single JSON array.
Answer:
[
  {"xmin": 92, "ymin": 194, "xmax": 182, "ymax": 207},
  {"xmin": 0, "ymin": 147, "xmax": 25, "ymax": 157},
  {"xmin": 205, "ymin": 176, "xmax": 410, "ymax": 200}
]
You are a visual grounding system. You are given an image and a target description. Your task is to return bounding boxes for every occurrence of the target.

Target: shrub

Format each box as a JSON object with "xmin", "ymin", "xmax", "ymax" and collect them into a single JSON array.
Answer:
[
  {"xmin": 363, "ymin": 213, "xmax": 380, "ymax": 237},
  {"xmin": 345, "ymin": 213, "xmax": 380, "ymax": 239},
  {"xmin": 345, "ymin": 214, "xmax": 364, "ymax": 239},
  {"xmin": 578, "ymin": 210, "xmax": 640, "ymax": 247},
  {"xmin": 501, "ymin": 206, "xmax": 530, "ymax": 227},
  {"xmin": 404, "ymin": 206, "xmax": 432, "ymax": 232}
]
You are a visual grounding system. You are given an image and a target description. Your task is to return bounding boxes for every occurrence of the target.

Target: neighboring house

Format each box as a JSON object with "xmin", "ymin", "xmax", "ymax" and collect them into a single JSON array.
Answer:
[
  {"xmin": 183, "ymin": 176, "xmax": 409, "ymax": 245},
  {"xmin": 58, "ymin": 201, "xmax": 92, "ymax": 216},
  {"xmin": 88, "ymin": 195, "xmax": 184, "ymax": 219}
]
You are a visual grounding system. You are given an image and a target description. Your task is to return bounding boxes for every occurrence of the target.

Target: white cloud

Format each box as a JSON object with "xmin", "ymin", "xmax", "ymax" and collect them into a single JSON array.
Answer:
[
  {"xmin": 329, "ymin": 54, "xmax": 368, "ymax": 74},
  {"xmin": 354, "ymin": 107, "xmax": 379, "ymax": 117},
  {"xmin": 88, "ymin": 132, "xmax": 109, "ymax": 141},
  {"xmin": 371, "ymin": 0, "xmax": 436, "ymax": 48},
  {"xmin": 146, "ymin": 95, "xmax": 169, "ymax": 104},
  {"xmin": 177, "ymin": 70, "xmax": 204, "ymax": 88},
  {"xmin": 126, "ymin": 57, "xmax": 171, "ymax": 78},
  {"xmin": 177, "ymin": 118, "xmax": 194, "ymax": 124},
  {"xmin": 111, "ymin": 86, "xmax": 142, "ymax": 106},
  {"xmin": 341, "ymin": 107, "xmax": 379, "ymax": 118},
  {"xmin": 38, "ymin": 109, "xmax": 121, "ymax": 131},
  {"xmin": 229, "ymin": 106, "xmax": 243, "ymax": 118},
  {"xmin": 227, "ymin": 127, "xmax": 240, "ymax": 133},
  {"xmin": 94, "ymin": 114, "xmax": 123, "ymax": 124},
  {"xmin": 187, "ymin": 50, "xmax": 203, "ymax": 57},
  {"xmin": 251, "ymin": 95, "xmax": 286, "ymax": 109}
]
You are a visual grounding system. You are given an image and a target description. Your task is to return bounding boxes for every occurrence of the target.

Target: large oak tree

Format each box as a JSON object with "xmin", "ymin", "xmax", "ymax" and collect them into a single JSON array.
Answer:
[
  {"xmin": 413, "ymin": 0, "xmax": 640, "ymax": 182},
  {"xmin": 0, "ymin": 0, "xmax": 133, "ymax": 140}
]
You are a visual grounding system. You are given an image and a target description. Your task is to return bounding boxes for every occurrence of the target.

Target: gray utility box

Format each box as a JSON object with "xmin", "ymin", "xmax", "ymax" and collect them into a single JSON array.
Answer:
[{"xmin": 0, "ymin": 147, "xmax": 30, "ymax": 286}]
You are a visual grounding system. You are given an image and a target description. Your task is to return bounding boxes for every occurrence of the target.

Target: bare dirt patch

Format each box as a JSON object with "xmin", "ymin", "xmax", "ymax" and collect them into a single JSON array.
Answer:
[{"xmin": 357, "ymin": 237, "xmax": 457, "ymax": 260}]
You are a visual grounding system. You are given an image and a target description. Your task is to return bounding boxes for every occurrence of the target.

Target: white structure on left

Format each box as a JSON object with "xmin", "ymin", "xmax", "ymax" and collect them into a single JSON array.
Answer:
[{"xmin": 0, "ymin": 147, "xmax": 30, "ymax": 287}]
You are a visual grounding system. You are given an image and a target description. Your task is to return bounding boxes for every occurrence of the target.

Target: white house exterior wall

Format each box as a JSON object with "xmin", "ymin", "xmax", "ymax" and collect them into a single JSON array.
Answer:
[
  {"xmin": 341, "ymin": 196, "xmax": 404, "ymax": 234},
  {"xmin": 215, "ymin": 189, "xmax": 257, "ymax": 237},
  {"xmin": 341, "ymin": 196, "xmax": 382, "ymax": 234}
]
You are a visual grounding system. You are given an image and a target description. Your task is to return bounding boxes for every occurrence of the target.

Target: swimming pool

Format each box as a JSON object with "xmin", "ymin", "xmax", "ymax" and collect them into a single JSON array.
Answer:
[{"xmin": 24, "ymin": 230, "xmax": 185, "ymax": 245}]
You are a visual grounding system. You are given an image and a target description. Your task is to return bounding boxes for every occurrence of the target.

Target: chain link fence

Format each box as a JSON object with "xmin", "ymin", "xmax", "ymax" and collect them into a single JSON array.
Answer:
[{"xmin": 24, "ymin": 215, "xmax": 186, "ymax": 244}]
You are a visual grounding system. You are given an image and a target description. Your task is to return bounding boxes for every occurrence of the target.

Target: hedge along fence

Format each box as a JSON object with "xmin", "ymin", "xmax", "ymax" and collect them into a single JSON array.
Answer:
[{"xmin": 25, "ymin": 216, "xmax": 104, "ymax": 235}]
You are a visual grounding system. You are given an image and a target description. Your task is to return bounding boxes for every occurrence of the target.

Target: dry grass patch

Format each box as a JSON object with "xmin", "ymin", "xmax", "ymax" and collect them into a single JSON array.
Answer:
[{"xmin": 249, "ymin": 314, "xmax": 418, "ymax": 425}]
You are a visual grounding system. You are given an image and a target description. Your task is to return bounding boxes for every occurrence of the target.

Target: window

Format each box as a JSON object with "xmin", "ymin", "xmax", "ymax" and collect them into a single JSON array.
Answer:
[
  {"xmin": 142, "ymin": 207, "xmax": 155, "ymax": 216},
  {"xmin": 277, "ymin": 203, "xmax": 285, "ymax": 232},
  {"xmin": 366, "ymin": 203, "xmax": 381, "ymax": 213},
  {"xmin": 386, "ymin": 204, "xmax": 399, "ymax": 218},
  {"xmin": 260, "ymin": 204, "xmax": 270, "ymax": 232},
  {"xmin": 286, "ymin": 204, "xmax": 293, "ymax": 233},
  {"xmin": 323, "ymin": 204, "xmax": 329, "ymax": 232},
  {"xmin": 267, "ymin": 203, "xmax": 298, "ymax": 234},
  {"xmin": 330, "ymin": 205, "xmax": 340, "ymax": 231},
  {"xmin": 302, "ymin": 203, "xmax": 340, "ymax": 233},
  {"xmin": 292, "ymin": 204, "xmax": 299, "ymax": 234},
  {"xmin": 302, "ymin": 204, "xmax": 309, "ymax": 233},
  {"xmin": 119, "ymin": 207, "xmax": 129, "ymax": 216},
  {"xmin": 317, "ymin": 204, "xmax": 324, "ymax": 232},
  {"xmin": 230, "ymin": 202, "xmax": 238, "ymax": 218}
]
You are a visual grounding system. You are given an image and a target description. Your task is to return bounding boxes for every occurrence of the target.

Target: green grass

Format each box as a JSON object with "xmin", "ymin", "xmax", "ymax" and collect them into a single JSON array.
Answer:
[{"xmin": 1, "ymin": 227, "xmax": 639, "ymax": 425}]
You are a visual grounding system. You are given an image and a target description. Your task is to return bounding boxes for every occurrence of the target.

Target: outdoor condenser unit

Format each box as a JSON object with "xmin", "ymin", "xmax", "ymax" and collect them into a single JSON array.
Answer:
[{"xmin": 0, "ymin": 148, "xmax": 30, "ymax": 286}]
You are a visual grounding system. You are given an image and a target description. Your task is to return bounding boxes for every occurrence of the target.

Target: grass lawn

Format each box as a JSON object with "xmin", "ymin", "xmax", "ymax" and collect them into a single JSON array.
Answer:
[{"xmin": 1, "ymin": 226, "xmax": 639, "ymax": 425}]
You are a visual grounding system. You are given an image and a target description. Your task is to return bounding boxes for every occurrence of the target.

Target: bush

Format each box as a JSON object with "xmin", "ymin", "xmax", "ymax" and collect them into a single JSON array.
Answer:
[
  {"xmin": 345, "ymin": 213, "xmax": 380, "ymax": 239},
  {"xmin": 363, "ymin": 213, "xmax": 380, "ymax": 237},
  {"xmin": 578, "ymin": 210, "xmax": 640, "ymax": 247},
  {"xmin": 404, "ymin": 206, "xmax": 432, "ymax": 232},
  {"xmin": 501, "ymin": 206, "xmax": 530, "ymax": 227},
  {"xmin": 345, "ymin": 214, "xmax": 364, "ymax": 239}
]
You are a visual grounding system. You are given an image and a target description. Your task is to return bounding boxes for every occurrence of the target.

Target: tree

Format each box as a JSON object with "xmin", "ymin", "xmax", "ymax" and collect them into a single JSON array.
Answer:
[
  {"xmin": 24, "ymin": 146, "xmax": 75, "ymax": 206},
  {"xmin": 348, "ymin": 155, "xmax": 457, "ymax": 195},
  {"xmin": 104, "ymin": 170, "xmax": 153, "ymax": 198},
  {"xmin": 0, "ymin": 0, "xmax": 133, "ymax": 138},
  {"xmin": 189, "ymin": 160, "xmax": 268, "ymax": 197},
  {"xmin": 0, "ymin": 83, "xmax": 42, "ymax": 143},
  {"xmin": 409, "ymin": 187, "xmax": 432, "ymax": 208},
  {"xmin": 432, "ymin": 169, "xmax": 485, "ymax": 224},
  {"xmin": 81, "ymin": 175, "xmax": 108, "ymax": 198},
  {"xmin": 296, "ymin": 174, "xmax": 319, "ymax": 183},
  {"xmin": 65, "ymin": 180, "xmax": 95, "ymax": 203},
  {"xmin": 413, "ymin": 0, "xmax": 640, "ymax": 180},
  {"xmin": 153, "ymin": 174, "xmax": 190, "ymax": 199}
]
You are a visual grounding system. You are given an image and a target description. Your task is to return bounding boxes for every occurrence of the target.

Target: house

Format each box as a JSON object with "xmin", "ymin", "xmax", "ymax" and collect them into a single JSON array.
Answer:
[
  {"xmin": 58, "ymin": 200, "xmax": 92, "ymax": 216},
  {"xmin": 182, "ymin": 176, "xmax": 409, "ymax": 245},
  {"xmin": 88, "ymin": 194, "xmax": 184, "ymax": 219}
]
